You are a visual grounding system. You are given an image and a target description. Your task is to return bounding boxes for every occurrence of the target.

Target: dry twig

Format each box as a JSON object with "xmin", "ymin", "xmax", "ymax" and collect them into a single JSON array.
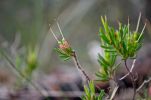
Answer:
[
  {"xmin": 119, "ymin": 59, "xmax": 136, "ymax": 80},
  {"xmin": 72, "ymin": 51, "xmax": 90, "ymax": 83},
  {"xmin": 136, "ymin": 77, "xmax": 151, "ymax": 92}
]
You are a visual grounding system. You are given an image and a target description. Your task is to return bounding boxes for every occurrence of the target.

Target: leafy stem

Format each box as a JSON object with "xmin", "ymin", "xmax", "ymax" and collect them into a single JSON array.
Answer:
[{"xmin": 50, "ymin": 22, "xmax": 90, "ymax": 83}]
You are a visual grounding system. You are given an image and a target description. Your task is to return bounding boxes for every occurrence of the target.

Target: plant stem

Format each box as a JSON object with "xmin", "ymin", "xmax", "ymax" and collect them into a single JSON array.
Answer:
[
  {"xmin": 120, "ymin": 59, "xmax": 136, "ymax": 80},
  {"xmin": 124, "ymin": 60, "xmax": 136, "ymax": 100},
  {"xmin": 109, "ymin": 85, "xmax": 119, "ymax": 100},
  {"xmin": 136, "ymin": 77, "xmax": 151, "ymax": 92},
  {"xmin": 72, "ymin": 51, "xmax": 90, "ymax": 83}
]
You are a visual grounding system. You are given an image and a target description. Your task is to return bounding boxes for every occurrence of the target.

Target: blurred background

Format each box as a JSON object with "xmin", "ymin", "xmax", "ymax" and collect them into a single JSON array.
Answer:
[{"xmin": 0, "ymin": 0, "xmax": 151, "ymax": 99}]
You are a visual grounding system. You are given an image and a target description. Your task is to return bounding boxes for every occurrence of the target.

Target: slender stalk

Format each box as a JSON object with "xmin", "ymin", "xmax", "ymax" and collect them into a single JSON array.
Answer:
[
  {"xmin": 136, "ymin": 77, "xmax": 151, "ymax": 92},
  {"xmin": 124, "ymin": 60, "xmax": 136, "ymax": 100},
  {"xmin": 137, "ymin": 23, "xmax": 146, "ymax": 42},
  {"xmin": 49, "ymin": 24, "xmax": 60, "ymax": 43},
  {"xmin": 120, "ymin": 59, "xmax": 136, "ymax": 80},
  {"xmin": 135, "ymin": 12, "xmax": 141, "ymax": 33},
  {"xmin": 56, "ymin": 22, "xmax": 65, "ymax": 40},
  {"xmin": 72, "ymin": 51, "xmax": 90, "ymax": 83},
  {"xmin": 72, "ymin": 51, "xmax": 103, "ymax": 91},
  {"xmin": 1, "ymin": 50, "xmax": 46, "ymax": 97},
  {"xmin": 109, "ymin": 85, "xmax": 119, "ymax": 100}
]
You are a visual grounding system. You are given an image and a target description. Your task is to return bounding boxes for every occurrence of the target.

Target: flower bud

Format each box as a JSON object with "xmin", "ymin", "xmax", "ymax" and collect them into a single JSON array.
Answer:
[{"xmin": 59, "ymin": 40, "xmax": 70, "ymax": 50}]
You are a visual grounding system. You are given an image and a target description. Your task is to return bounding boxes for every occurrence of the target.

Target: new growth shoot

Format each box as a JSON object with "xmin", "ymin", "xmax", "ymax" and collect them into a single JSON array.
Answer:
[{"xmin": 49, "ymin": 21, "xmax": 90, "ymax": 83}]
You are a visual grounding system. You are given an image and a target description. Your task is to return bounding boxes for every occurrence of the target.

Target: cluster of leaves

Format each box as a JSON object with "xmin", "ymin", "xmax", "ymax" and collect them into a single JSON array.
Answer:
[
  {"xmin": 99, "ymin": 16, "xmax": 143, "ymax": 60},
  {"xmin": 96, "ymin": 52, "xmax": 120, "ymax": 81},
  {"xmin": 55, "ymin": 39, "xmax": 74, "ymax": 61},
  {"xmin": 96, "ymin": 16, "xmax": 144, "ymax": 81},
  {"xmin": 82, "ymin": 81, "xmax": 105, "ymax": 100}
]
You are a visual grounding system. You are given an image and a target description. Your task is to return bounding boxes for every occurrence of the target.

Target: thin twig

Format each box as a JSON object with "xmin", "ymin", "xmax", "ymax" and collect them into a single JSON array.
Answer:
[
  {"xmin": 0, "ymin": 50, "xmax": 46, "ymax": 97},
  {"xmin": 56, "ymin": 22, "xmax": 65, "ymax": 40},
  {"xmin": 124, "ymin": 60, "xmax": 136, "ymax": 100},
  {"xmin": 49, "ymin": 24, "xmax": 60, "ymax": 42},
  {"xmin": 109, "ymin": 80, "xmax": 119, "ymax": 100},
  {"xmin": 136, "ymin": 77, "xmax": 151, "ymax": 92},
  {"xmin": 72, "ymin": 51, "xmax": 90, "ymax": 83},
  {"xmin": 137, "ymin": 22, "xmax": 146, "ymax": 42},
  {"xmin": 135, "ymin": 12, "xmax": 141, "ymax": 32},
  {"xmin": 72, "ymin": 51, "xmax": 103, "ymax": 90},
  {"xmin": 109, "ymin": 86, "xmax": 119, "ymax": 100},
  {"xmin": 141, "ymin": 23, "xmax": 146, "ymax": 35},
  {"xmin": 119, "ymin": 59, "xmax": 136, "ymax": 80}
]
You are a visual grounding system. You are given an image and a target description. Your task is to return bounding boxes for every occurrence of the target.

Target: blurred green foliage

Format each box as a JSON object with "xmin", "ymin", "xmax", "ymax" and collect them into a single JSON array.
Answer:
[
  {"xmin": 15, "ymin": 47, "xmax": 38, "ymax": 86},
  {"xmin": 82, "ymin": 81, "xmax": 105, "ymax": 100}
]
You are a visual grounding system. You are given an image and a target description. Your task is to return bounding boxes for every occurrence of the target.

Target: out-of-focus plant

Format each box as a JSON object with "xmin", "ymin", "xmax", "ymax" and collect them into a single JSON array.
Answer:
[
  {"xmin": 15, "ymin": 47, "xmax": 38, "ymax": 85},
  {"xmin": 24, "ymin": 48, "xmax": 38, "ymax": 80},
  {"xmin": 0, "ymin": 47, "xmax": 45, "ymax": 96},
  {"xmin": 82, "ymin": 81, "xmax": 105, "ymax": 100}
]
